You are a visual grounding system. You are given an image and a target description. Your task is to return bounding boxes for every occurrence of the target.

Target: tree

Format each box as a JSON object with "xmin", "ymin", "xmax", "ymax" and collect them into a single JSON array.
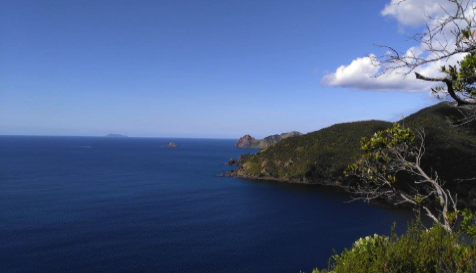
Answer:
[
  {"xmin": 417, "ymin": 52, "xmax": 476, "ymax": 126},
  {"xmin": 374, "ymin": 0, "xmax": 476, "ymax": 125},
  {"xmin": 344, "ymin": 124, "xmax": 476, "ymax": 233}
]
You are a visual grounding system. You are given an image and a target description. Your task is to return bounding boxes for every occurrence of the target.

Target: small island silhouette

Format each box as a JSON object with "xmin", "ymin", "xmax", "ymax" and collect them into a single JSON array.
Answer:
[
  {"xmin": 162, "ymin": 142, "xmax": 178, "ymax": 148},
  {"xmin": 105, "ymin": 134, "xmax": 128, "ymax": 138}
]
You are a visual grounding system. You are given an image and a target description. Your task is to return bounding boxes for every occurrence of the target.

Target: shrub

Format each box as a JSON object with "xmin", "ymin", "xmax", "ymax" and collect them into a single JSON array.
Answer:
[{"xmin": 312, "ymin": 221, "xmax": 476, "ymax": 273}]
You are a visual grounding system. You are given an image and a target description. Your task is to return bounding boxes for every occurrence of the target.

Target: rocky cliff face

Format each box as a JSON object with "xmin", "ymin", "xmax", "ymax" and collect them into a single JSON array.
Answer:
[
  {"xmin": 235, "ymin": 131, "xmax": 302, "ymax": 148},
  {"xmin": 235, "ymin": 134, "xmax": 256, "ymax": 148}
]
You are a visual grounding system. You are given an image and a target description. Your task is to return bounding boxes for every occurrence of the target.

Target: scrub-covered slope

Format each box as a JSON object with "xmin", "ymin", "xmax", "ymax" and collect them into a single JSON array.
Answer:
[{"xmin": 228, "ymin": 103, "xmax": 476, "ymax": 204}]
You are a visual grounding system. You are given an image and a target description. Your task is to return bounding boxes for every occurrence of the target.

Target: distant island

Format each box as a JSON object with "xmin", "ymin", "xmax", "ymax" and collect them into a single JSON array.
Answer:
[
  {"xmin": 163, "ymin": 142, "xmax": 178, "ymax": 148},
  {"xmin": 105, "ymin": 134, "xmax": 128, "ymax": 138},
  {"xmin": 235, "ymin": 131, "xmax": 302, "ymax": 148}
]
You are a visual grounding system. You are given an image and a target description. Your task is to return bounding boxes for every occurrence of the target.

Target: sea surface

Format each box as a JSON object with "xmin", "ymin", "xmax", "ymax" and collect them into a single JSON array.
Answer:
[{"xmin": 0, "ymin": 136, "xmax": 414, "ymax": 272}]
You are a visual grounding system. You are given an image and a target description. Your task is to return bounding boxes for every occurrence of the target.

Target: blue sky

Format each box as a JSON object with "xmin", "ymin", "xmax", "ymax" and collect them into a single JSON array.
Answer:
[{"xmin": 1, "ymin": 0, "xmax": 439, "ymax": 138}]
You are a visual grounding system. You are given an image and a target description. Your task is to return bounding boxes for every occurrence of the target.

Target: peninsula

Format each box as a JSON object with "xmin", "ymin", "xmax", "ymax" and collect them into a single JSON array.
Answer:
[{"xmin": 225, "ymin": 103, "xmax": 476, "ymax": 207}]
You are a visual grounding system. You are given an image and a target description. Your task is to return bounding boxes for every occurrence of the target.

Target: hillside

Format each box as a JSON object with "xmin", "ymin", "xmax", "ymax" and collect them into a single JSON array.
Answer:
[
  {"xmin": 227, "ymin": 102, "xmax": 476, "ymax": 205},
  {"xmin": 235, "ymin": 131, "xmax": 302, "ymax": 148},
  {"xmin": 229, "ymin": 120, "xmax": 392, "ymax": 183}
]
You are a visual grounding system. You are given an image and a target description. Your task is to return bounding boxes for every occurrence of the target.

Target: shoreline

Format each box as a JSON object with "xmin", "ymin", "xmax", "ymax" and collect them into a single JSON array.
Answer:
[
  {"xmin": 219, "ymin": 172, "xmax": 313, "ymax": 185},
  {"xmin": 219, "ymin": 168, "xmax": 339, "ymax": 186},
  {"xmin": 220, "ymin": 170, "xmax": 411, "ymax": 210}
]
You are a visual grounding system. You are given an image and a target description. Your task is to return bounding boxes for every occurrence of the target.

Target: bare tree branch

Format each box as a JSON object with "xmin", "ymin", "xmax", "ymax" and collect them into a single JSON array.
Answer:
[
  {"xmin": 375, "ymin": 0, "xmax": 476, "ymax": 121},
  {"xmin": 345, "ymin": 127, "xmax": 459, "ymax": 232}
]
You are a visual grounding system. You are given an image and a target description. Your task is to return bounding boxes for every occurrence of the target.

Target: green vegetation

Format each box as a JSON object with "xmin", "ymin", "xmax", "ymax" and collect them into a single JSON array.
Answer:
[
  {"xmin": 245, "ymin": 131, "xmax": 303, "ymax": 148},
  {"xmin": 292, "ymin": 109, "xmax": 476, "ymax": 272},
  {"xmin": 301, "ymin": 105, "xmax": 476, "ymax": 272},
  {"xmin": 428, "ymin": 46, "xmax": 476, "ymax": 114},
  {"xmin": 299, "ymin": 3, "xmax": 476, "ymax": 271},
  {"xmin": 238, "ymin": 120, "xmax": 392, "ymax": 181},
  {"xmin": 232, "ymin": 102, "xmax": 476, "ymax": 205},
  {"xmin": 377, "ymin": 1, "xmax": 476, "ymax": 117},
  {"xmin": 309, "ymin": 221, "xmax": 476, "ymax": 273},
  {"xmin": 344, "ymin": 122, "xmax": 476, "ymax": 235},
  {"xmin": 299, "ymin": 103, "xmax": 476, "ymax": 273}
]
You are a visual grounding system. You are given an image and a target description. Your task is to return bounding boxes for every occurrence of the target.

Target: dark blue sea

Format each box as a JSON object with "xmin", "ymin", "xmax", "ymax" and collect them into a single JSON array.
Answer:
[{"xmin": 0, "ymin": 136, "xmax": 413, "ymax": 273}]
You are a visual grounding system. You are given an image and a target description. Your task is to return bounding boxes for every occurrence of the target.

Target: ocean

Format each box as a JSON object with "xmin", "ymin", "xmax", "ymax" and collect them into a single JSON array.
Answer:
[{"xmin": 0, "ymin": 136, "xmax": 413, "ymax": 272}]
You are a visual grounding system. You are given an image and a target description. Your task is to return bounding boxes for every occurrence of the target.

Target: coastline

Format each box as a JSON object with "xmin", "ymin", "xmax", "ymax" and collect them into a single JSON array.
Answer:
[
  {"xmin": 220, "ymin": 169, "xmax": 409, "ymax": 209},
  {"xmin": 219, "ymin": 169, "xmax": 340, "ymax": 187}
]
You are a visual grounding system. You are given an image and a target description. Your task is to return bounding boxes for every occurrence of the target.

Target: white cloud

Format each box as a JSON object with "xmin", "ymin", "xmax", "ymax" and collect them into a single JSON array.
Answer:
[
  {"xmin": 381, "ymin": 0, "xmax": 453, "ymax": 27},
  {"xmin": 321, "ymin": 55, "xmax": 433, "ymax": 91},
  {"xmin": 321, "ymin": 0, "xmax": 474, "ymax": 92}
]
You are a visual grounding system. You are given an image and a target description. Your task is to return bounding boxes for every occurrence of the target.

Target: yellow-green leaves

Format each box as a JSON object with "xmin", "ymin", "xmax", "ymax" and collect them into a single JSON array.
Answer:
[
  {"xmin": 438, "ymin": 51, "xmax": 476, "ymax": 98},
  {"xmin": 461, "ymin": 208, "xmax": 476, "ymax": 238},
  {"xmin": 346, "ymin": 124, "xmax": 415, "ymax": 184},
  {"xmin": 360, "ymin": 123, "xmax": 415, "ymax": 152},
  {"xmin": 318, "ymin": 222, "xmax": 476, "ymax": 272},
  {"xmin": 414, "ymin": 195, "xmax": 423, "ymax": 205},
  {"xmin": 386, "ymin": 175, "xmax": 396, "ymax": 183}
]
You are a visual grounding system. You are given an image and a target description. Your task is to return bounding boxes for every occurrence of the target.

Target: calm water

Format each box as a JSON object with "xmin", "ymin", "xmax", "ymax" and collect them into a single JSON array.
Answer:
[{"xmin": 0, "ymin": 136, "xmax": 413, "ymax": 272}]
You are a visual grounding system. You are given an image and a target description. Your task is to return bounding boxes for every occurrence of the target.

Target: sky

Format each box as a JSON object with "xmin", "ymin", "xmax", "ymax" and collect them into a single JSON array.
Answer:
[{"xmin": 1, "ymin": 0, "xmax": 457, "ymax": 138}]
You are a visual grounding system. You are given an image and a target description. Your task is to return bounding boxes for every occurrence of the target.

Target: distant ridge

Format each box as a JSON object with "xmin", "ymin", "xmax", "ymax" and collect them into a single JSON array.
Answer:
[
  {"xmin": 105, "ymin": 134, "xmax": 128, "ymax": 138},
  {"xmin": 235, "ymin": 131, "xmax": 302, "ymax": 148}
]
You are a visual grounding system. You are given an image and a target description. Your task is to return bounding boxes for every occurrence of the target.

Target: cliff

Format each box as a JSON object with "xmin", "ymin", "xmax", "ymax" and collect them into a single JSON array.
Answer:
[{"xmin": 235, "ymin": 135, "xmax": 256, "ymax": 148}]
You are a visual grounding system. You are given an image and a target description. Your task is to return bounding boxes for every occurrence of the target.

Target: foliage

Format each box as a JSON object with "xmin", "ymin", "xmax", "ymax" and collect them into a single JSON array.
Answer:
[
  {"xmin": 240, "ymin": 120, "xmax": 392, "ymax": 181},
  {"xmin": 433, "ymin": 52, "xmax": 476, "ymax": 101},
  {"xmin": 372, "ymin": 0, "xmax": 476, "ymax": 124},
  {"xmin": 344, "ymin": 121, "xmax": 476, "ymax": 232},
  {"xmin": 374, "ymin": 0, "xmax": 476, "ymax": 107},
  {"xmin": 399, "ymin": 104, "xmax": 476, "ymax": 204},
  {"xmin": 311, "ymin": 221, "xmax": 476, "ymax": 273},
  {"xmin": 345, "ymin": 123, "xmax": 465, "ymax": 231},
  {"xmin": 458, "ymin": 51, "xmax": 476, "ymax": 94},
  {"xmin": 344, "ymin": 123, "xmax": 415, "ymax": 184},
  {"xmin": 461, "ymin": 208, "xmax": 476, "ymax": 238},
  {"xmin": 235, "ymin": 103, "xmax": 476, "ymax": 205}
]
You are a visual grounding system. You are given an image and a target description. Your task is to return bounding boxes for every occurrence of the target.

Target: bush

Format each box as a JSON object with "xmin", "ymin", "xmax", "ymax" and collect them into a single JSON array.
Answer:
[{"xmin": 311, "ymin": 221, "xmax": 476, "ymax": 273}]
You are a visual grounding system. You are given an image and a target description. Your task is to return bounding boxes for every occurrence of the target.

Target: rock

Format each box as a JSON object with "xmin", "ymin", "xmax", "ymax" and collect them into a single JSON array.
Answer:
[
  {"xmin": 167, "ymin": 142, "xmax": 178, "ymax": 148},
  {"xmin": 235, "ymin": 134, "xmax": 256, "ymax": 148},
  {"xmin": 225, "ymin": 153, "xmax": 252, "ymax": 166},
  {"xmin": 227, "ymin": 158, "xmax": 237, "ymax": 165}
]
